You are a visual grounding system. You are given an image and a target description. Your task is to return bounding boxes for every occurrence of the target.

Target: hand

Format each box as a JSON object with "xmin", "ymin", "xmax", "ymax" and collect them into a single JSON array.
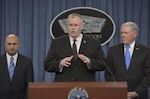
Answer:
[
  {"xmin": 60, "ymin": 56, "xmax": 73, "ymax": 67},
  {"xmin": 127, "ymin": 91, "xmax": 138, "ymax": 99},
  {"xmin": 78, "ymin": 54, "xmax": 90, "ymax": 64}
]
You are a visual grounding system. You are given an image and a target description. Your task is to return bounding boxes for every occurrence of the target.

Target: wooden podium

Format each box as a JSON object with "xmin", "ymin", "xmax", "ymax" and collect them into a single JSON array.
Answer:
[{"xmin": 28, "ymin": 82, "xmax": 127, "ymax": 99}]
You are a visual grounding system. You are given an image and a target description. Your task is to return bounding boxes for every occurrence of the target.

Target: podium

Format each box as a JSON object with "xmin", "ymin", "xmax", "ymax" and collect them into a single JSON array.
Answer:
[{"xmin": 28, "ymin": 82, "xmax": 127, "ymax": 99}]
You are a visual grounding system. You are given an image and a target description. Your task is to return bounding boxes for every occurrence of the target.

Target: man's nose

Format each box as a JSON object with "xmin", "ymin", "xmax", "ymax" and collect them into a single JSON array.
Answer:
[
  {"xmin": 71, "ymin": 25, "xmax": 75, "ymax": 29},
  {"xmin": 10, "ymin": 44, "xmax": 15, "ymax": 48}
]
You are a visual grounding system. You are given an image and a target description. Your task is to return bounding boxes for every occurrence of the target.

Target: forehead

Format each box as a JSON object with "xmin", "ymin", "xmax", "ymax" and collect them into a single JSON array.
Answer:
[
  {"xmin": 5, "ymin": 36, "xmax": 19, "ymax": 43},
  {"xmin": 121, "ymin": 25, "xmax": 132, "ymax": 31},
  {"xmin": 68, "ymin": 16, "xmax": 81, "ymax": 22}
]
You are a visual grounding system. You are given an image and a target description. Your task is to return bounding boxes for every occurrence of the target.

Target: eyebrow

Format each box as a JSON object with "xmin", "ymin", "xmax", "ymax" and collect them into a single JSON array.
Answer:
[{"xmin": 7, "ymin": 43, "xmax": 17, "ymax": 44}]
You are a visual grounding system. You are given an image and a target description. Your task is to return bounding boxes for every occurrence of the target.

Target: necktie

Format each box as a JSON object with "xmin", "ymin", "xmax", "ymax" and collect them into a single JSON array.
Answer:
[
  {"xmin": 72, "ymin": 39, "xmax": 77, "ymax": 60},
  {"xmin": 9, "ymin": 57, "xmax": 15, "ymax": 81},
  {"xmin": 125, "ymin": 45, "xmax": 131, "ymax": 69}
]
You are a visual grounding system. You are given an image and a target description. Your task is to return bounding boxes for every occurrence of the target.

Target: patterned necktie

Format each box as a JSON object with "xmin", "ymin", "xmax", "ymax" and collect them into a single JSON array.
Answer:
[
  {"xmin": 125, "ymin": 45, "xmax": 131, "ymax": 69},
  {"xmin": 9, "ymin": 57, "xmax": 15, "ymax": 81},
  {"xmin": 72, "ymin": 39, "xmax": 77, "ymax": 60}
]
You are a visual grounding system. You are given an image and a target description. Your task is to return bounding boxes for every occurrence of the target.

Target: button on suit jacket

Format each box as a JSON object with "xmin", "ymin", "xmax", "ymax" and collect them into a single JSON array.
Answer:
[
  {"xmin": 44, "ymin": 35, "xmax": 105, "ymax": 82},
  {"xmin": 105, "ymin": 43, "xmax": 150, "ymax": 99},
  {"xmin": 0, "ymin": 54, "xmax": 34, "ymax": 99}
]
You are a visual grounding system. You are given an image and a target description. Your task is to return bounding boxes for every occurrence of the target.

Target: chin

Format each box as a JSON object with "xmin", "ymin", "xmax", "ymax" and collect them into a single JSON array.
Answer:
[
  {"xmin": 71, "ymin": 35, "xmax": 78, "ymax": 38},
  {"xmin": 122, "ymin": 41, "xmax": 127, "ymax": 44},
  {"xmin": 9, "ymin": 52, "xmax": 16, "ymax": 56}
]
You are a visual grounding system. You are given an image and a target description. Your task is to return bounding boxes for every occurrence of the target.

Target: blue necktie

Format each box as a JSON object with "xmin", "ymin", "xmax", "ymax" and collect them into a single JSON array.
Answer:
[
  {"xmin": 9, "ymin": 57, "xmax": 15, "ymax": 81},
  {"xmin": 125, "ymin": 45, "xmax": 131, "ymax": 69}
]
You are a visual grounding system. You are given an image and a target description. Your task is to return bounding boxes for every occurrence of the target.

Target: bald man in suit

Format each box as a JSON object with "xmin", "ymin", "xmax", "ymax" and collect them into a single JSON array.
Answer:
[
  {"xmin": 0, "ymin": 34, "xmax": 34, "ymax": 99},
  {"xmin": 44, "ymin": 13, "xmax": 106, "ymax": 82},
  {"xmin": 105, "ymin": 22, "xmax": 150, "ymax": 99}
]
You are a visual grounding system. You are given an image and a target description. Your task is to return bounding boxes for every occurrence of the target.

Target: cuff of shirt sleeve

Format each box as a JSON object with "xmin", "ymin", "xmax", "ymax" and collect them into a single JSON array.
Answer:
[
  {"xmin": 86, "ymin": 64, "xmax": 91, "ymax": 69},
  {"xmin": 135, "ymin": 92, "xmax": 138, "ymax": 97},
  {"xmin": 59, "ymin": 65, "xmax": 63, "ymax": 72}
]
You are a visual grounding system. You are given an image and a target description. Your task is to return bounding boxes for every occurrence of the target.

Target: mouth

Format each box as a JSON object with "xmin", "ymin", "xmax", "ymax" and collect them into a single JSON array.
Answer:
[
  {"xmin": 10, "ymin": 50, "xmax": 16, "ymax": 53},
  {"xmin": 71, "ymin": 31, "xmax": 75, "ymax": 33}
]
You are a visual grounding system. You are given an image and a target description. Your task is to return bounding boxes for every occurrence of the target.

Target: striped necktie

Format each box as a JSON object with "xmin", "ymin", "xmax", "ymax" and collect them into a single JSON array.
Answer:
[{"xmin": 9, "ymin": 57, "xmax": 15, "ymax": 81}]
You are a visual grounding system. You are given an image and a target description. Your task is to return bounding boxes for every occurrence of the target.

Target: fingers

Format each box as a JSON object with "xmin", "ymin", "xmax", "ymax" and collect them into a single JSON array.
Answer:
[
  {"xmin": 60, "ymin": 54, "xmax": 91, "ymax": 67},
  {"xmin": 78, "ymin": 54, "xmax": 90, "ymax": 64},
  {"xmin": 127, "ymin": 92, "xmax": 137, "ymax": 99},
  {"xmin": 60, "ymin": 56, "xmax": 73, "ymax": 67}
]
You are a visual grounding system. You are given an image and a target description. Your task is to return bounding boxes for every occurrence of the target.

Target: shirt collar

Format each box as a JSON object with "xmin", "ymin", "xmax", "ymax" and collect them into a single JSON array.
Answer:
[
  {"xmin": 69, "ymin": 34, "xmax": 83, "ymax": 41},
  {"xmin": 6, "ymin": 53, "xmax": 18, "ymax": 66},
  {"xmin": 6, "ymin": 53, "xmax": 18, "ymax": 58},
  {"xmin": 124, "ymin": 41, "xmax": 135, "ymax": 49}
]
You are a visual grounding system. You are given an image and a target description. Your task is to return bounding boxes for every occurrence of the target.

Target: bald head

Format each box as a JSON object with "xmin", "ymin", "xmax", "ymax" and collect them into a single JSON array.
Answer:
[{"xmin": 5, "ymin": 34, "xmax": 20, "ymax": 56}]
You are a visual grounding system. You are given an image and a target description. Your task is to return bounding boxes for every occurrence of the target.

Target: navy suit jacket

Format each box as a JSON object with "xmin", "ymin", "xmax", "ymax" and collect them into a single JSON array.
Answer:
[
  {"xmin": 0, "ymin": 54, "xmax": 34, "ymax": 99},
  {"xmin": 44, "ymin": 35, "xmax": 105, "ymax": 82},
  {"xmin": 105, "ymin": 43, "xmax": 150, "ymax": 99}
]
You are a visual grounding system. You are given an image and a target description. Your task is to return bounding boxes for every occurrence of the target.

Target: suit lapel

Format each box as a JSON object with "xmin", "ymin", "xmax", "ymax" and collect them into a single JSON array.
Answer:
[
  {"xmin": 12, "ymin": 54, "xmax": 23, "ymax": 82},
  {"xmin": 119, "ymin": 44, "xmax": 127, "ymax": 70},
  {"xmin": 63, "ymin": 36, "xmax": 73, "ymax": 55},
  {"xmin": 79, "ymin": 36, "xmax": 87, "ymax": 54},
  {"xmin": 2, "ymin": 55, "xmax": 11, "ymax": 81},
  {"xmin": 128, "ymin": 43, "xmax": 139, "ymax": 70}
]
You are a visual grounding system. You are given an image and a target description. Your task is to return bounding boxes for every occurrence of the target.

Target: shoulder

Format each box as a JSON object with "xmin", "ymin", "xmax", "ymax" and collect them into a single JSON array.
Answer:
[
  {"xmin": 53, "ymin": 35, "xmax": 68, "ymax": 41},
  {"xmin": 109, "ymin": 43, "xmax": 123, "ymax": 50},
  {"xmin": 0, "ymin": 54, "xmax": 6, "ymax": 61},
  {"xmin": 136, "ymin": 43, "xmax": 150, "ymax": 51},
  {"xmin": 108, "ymin": 43, "xmax": 123, "ymax": 54},
  {"xmin": 83, "ymin": 35, "xmax": 101, "ymax": 44},
  {"xmin": 137, "ymin": 43, "xmax": 150, "ymax": 48},
  {"xmin": 51, "ymin": 35, "xmax": 68, "ymax": 44},
  {"xmin": 18, "ymin": 54, "xmax": 32, "ymax": 62}
]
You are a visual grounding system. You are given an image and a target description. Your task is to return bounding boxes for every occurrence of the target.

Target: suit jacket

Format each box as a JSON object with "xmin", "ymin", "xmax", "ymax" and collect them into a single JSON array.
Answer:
[
  {"xmin": 105, "ymin": 43, "xmax": 150, "ymax": 99},
  {"xmin": 44, "ymin": 35, "xmax": 105, "ymax": 82},
  {"xmin": 0, "ymin": 53, "xmax": 34, "ymax": 99}
]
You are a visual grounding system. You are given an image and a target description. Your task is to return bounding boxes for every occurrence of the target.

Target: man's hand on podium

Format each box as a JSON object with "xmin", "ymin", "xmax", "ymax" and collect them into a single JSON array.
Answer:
[{"xmin": 127, "ymin": 91, "xmax": 138, "ymax": 99}]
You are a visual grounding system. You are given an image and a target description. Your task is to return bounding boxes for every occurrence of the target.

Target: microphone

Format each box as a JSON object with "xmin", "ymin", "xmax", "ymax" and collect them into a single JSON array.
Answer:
[
  {"xmin": 102, "ymin": 59, "xmax": 116, "ymax": 82},
  {"xmin": 44, "ymin": 57, "xmax": 58, "ymax": 72}
]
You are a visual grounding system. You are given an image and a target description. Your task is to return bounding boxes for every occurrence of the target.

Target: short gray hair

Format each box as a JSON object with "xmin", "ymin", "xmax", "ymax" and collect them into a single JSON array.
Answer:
[
  {"xmin": 67, "ymin": 13, "xmax": 83, "ymax": 24},
  {"xmin": 121, "ymin": 22, "xmax": 139, "ymax": 33}
]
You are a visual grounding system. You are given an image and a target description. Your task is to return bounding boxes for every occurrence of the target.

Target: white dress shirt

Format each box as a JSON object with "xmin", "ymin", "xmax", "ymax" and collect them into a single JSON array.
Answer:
[
  {"xmin": 69, "ymin": 34, "xmax": 83, "ymax": 53},
  {"xmin": 124, "ymin": 41, "xmax": 135, "ymax": 58},
  {"xmin": 6, "ymin": 53, "xmax": 18, "ymax": 68}
]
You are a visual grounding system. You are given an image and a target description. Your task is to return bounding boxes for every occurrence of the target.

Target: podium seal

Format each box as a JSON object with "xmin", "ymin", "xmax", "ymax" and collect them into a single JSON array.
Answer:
[{"xmin": 68, "ymin": 87, "xmax": 89, "ymax": 99}]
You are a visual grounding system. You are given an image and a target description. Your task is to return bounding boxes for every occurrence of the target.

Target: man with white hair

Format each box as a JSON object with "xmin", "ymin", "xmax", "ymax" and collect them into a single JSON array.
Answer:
[{"xmin": 105, "ymin": 22, "xmax": 150, "ymax": 99}]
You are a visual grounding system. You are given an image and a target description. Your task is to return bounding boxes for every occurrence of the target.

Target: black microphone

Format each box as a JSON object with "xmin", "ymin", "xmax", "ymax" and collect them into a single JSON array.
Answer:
[
  {"xmin": 102, "ymin": 59, "xmax": 116, "ymax": 82},
  {"xmin": 44, "ymin": 56, "xmax": 58, "ymax": 72}
]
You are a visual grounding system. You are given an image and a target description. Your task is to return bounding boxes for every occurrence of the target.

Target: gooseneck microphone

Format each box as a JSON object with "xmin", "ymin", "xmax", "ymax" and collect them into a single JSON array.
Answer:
[
  {"xmin": 102, "ymin": 59, "xmax": 116, "ymax": 82},
  {"xmin": 45, "ymin": 56, "xmax": 58, "ymax": 72}
]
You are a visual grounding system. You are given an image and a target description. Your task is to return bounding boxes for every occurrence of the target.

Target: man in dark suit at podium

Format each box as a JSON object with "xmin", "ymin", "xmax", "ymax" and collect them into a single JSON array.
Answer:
[
  {"xmin": 105, "ymin": 22, "xmax": 150, "ymax": 99},
  {"xmin": 44, "ymin": 13, "xmax": 106, "ymax": 82},
  {"xmin": 0, "ymin": 34, "xmax": 34, "ymax": 99}
]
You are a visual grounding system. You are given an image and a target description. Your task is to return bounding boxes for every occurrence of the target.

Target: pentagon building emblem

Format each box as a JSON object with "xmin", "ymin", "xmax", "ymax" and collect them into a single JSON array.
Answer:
[
  {"xmin": 50, "ymin": 7, "xmax": 115, "ymax": 46},
  {"xmin": 58, "ymin": 15, "xmax": 106, "ymax": 34}
]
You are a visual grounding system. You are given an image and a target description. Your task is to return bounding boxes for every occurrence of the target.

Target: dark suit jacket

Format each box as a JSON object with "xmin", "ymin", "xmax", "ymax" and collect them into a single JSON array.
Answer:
[
  {"xmin": 44, "ymin": 35, "xmax": 105, "ymax": 82},
  {"xmin": 105, "ymin": 43, "xmax": 150, "ymax": 99},
  {"xmin": 0, "ymin": 54, "xmax": 34, "ymax": 99}
]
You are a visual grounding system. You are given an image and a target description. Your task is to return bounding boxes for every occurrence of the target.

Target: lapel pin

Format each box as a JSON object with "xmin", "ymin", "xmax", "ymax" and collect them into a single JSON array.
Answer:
[{"xmin": 136, "ymin": 47, "xmax": 139, "ymax": 50}]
